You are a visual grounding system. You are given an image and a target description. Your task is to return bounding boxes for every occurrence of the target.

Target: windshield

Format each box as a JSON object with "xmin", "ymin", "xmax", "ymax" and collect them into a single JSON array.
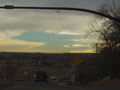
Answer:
[{"xmin": 0, "ymin": 0, "xmax": 120, "ymax": 90}]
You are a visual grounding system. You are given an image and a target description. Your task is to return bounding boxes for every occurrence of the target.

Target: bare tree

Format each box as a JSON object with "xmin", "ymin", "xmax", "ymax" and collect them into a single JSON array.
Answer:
[{"xmin": 88, "ymin": 0, "xmax": 120, "ymax": 78}]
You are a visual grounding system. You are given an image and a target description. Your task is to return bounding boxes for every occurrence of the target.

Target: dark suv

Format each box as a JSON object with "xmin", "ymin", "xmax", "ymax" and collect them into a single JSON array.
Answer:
[{"xmin": 34, "ymin": 71, "xmax": 48, "ymax": 83}]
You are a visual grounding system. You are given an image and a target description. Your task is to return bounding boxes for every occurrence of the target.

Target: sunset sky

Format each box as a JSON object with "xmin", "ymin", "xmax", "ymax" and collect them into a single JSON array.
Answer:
[{"xmin": 0, "ymin": 0, "xmax": 109, "ymax": 53}]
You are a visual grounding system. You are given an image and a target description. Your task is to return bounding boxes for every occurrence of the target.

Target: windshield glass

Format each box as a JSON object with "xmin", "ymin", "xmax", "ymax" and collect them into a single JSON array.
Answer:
[{"xmin": 0, "ymin": 0, "xmax": 120, "ymax": 90}]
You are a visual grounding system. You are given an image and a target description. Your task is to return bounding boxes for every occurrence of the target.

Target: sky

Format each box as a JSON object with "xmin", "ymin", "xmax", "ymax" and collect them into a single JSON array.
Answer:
[{"xmin": 0, "ymin": 0, "xmax": 109, "ymax": 53}]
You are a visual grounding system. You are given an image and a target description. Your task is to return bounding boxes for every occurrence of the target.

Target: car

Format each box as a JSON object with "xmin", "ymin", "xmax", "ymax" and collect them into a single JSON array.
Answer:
[
  {"xmin": 50, "ymin": 75, "xmax": 56, "ymax": 80},
  {"xmin": 34, "ymin": 71, "xmax": 48, "ymax": 83}
]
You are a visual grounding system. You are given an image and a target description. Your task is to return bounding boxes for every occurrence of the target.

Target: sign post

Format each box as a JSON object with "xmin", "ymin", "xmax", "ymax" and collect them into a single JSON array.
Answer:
[
  {"xmin": 73, "ymin": 56, "xmax": 83, "ymax": 83},
  {"xmin": 73, "ymin": 56, "xmax": 83, "ymax": 65}
]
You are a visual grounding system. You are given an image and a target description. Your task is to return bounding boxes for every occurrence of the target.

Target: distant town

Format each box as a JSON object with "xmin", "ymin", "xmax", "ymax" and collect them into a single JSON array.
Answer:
[{"xmin": 0, "ymin": 52, "xmax": 97, "ymax": 82}]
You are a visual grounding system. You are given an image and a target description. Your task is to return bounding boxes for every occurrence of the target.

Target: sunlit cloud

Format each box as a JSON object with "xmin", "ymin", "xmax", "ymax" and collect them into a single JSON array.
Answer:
[
  {"xmin": 70, "ymin": 49, "xmax": 95, "ymax": 53},
  {"xmin": 71, "ymin": 38, "xmax": 97, "ymax": 42},
  {"xmin": 0, "ymin": 39, "xmax": 45, "ymax": 50},
  {"xmin": 0, "ymin": 30, "xmax": 23, "ymax": 40},
  {"xmin": 55, "ymin": 31, "xmax": 81, "ymax": 35},
  {"xmin": 3, "ymin": 49, "xmax": 67, "ymax": 53},
  {"xmin": 0, "ymin": 31, "xmax": 45, "ymax": 51},
  {"xmin": 1, "ymin": 39, "xmax": 44, "ymax": 47},
  {"xmin": 72, "ymin": 44, "xmax": 91, "ymax": 48},
  {"xmin": 45, "ymin": 31, "xmax": 82, "ymax": 35},
  {"xmin": 3, "ymin": 49, "xmax": 96, "ymax": 53},
  {"xmin": 64, "ymin": 45, "xmax": 70, "ymax": 48}
]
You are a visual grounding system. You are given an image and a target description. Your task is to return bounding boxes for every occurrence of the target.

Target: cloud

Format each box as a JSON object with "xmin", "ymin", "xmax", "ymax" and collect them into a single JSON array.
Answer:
[
  {"xmin": 69, "ymin": 49, "xmax": 95, "ymax": 53},
  {"xmin": 0, "ymin": 0, "xmax": 107, "ymax": 53},
  {"xmin": 0, "ymin": 30, "xmax": 23, "ymax": 40},
  {"xmin": 3, "ymin": 48, "xmax": 95, "ymax": 53},
  {"xmin": 0, "ymin": 0, "xmax": 109, "ymax": 36},
  {"xmin": 0, "ymin": 39, "xmax": 45, "ymax": 49},
  {"xmin": 71, "ymin": 38, "xmax": 97, "ymax": 42},
  {"xmin": 1, "ymin": 48, "xmax": 69, "ymax": 53},
  {"xmin": 0, "ymin": 31, "xmax": 45, "ymax": 51},
  {"xmin": 55, "ymin": 31, "xmax": 82, "ymax": 35},
  {"xmin": 0, "ymin": 0, "xmax": 106, "ymax": 9},
  {"xmin": 72, "ymin": 44, "xmax": 91, "ymax": 48},
  {"xmin": 64, "ymin": 45, "xmax": 70, "ymax": 48},
  {"xmin": 0, "ymin": 6, "xmax": 93, "ymax": 36}
]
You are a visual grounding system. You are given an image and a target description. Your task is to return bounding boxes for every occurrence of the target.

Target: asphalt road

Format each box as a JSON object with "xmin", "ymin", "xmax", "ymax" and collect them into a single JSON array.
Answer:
[{"xmin": 1, "ymin": 81, "xmax": 120, "ymax": 90}]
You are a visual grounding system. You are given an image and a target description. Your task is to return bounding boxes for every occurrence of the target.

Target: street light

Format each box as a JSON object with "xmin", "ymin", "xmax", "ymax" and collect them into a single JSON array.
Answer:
[{"xmin": 0, "ymin": 5, "xmax": 120, "ymax": 22}]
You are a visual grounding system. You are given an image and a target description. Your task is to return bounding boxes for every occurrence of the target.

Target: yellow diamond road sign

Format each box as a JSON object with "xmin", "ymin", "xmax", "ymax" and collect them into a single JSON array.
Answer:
[{"xmin": 73, "ymin": 56, "xmax": 83, "ymax": 65}]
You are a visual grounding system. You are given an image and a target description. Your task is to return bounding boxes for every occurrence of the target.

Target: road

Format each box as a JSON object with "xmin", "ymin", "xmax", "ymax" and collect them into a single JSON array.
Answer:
[{"xmin": 0, "ymin": 81, "xmax": 120, "ymax": 90}]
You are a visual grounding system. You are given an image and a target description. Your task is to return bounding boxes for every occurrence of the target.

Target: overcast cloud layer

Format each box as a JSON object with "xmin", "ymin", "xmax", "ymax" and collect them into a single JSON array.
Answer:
[
  {"xmin": 0, "ymin": 0, "xmax": 108, "ymax": 34},
  {"xmin": 0, "ymin": 0, "xmax": 107, "ymax": 9}
]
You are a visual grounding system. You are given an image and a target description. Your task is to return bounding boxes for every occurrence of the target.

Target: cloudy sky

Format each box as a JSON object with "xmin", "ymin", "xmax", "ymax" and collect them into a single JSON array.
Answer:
[{"xmin": 0, "ymin": 0, "xmax": 109, "ymax": 53}]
